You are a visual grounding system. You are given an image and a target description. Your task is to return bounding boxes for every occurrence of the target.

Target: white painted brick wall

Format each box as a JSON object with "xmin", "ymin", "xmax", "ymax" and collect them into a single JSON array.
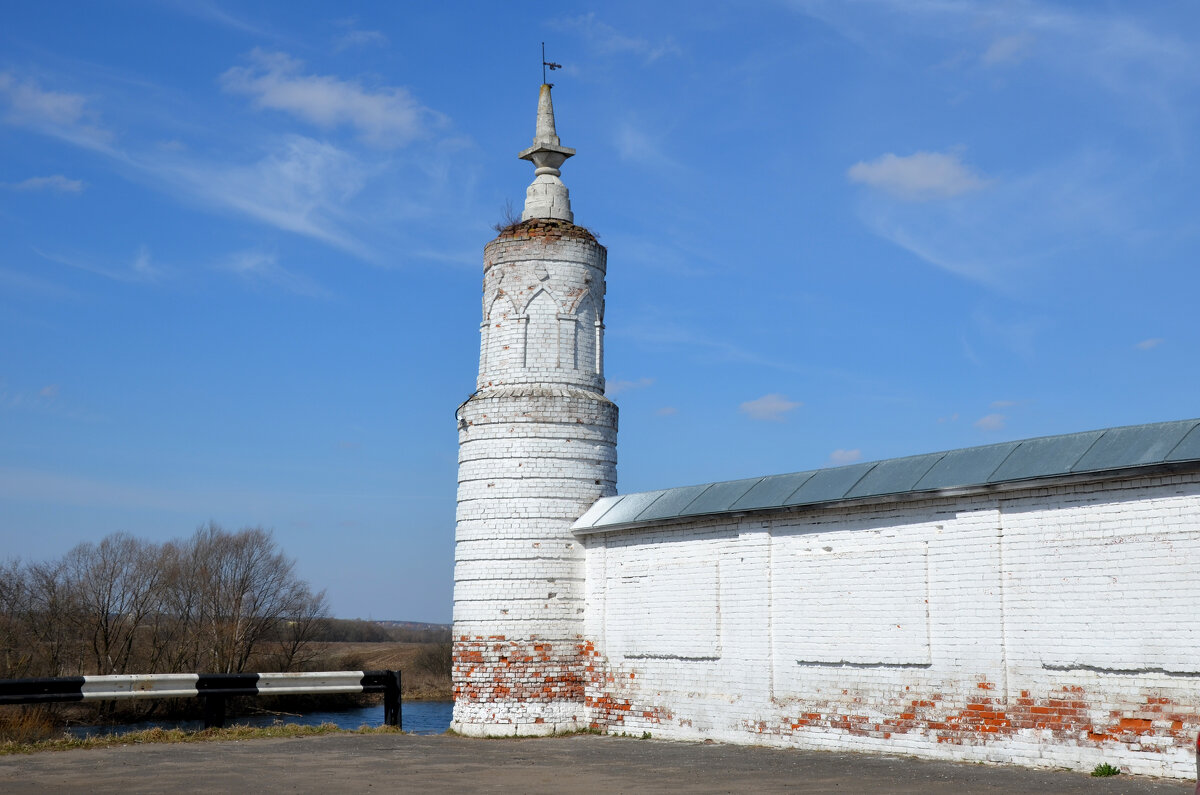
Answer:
[
  {"xmin": 580, "ymin": 472, "xmax": 1200, "ymax": 779},
  {"xmin": 452, "ymin": 221, "xmax": 618, "ymax": 736}
]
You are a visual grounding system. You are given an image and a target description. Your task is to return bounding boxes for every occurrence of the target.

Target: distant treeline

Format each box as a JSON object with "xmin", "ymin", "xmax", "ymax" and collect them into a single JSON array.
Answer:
[
  {"xmin": 0, "ymin": 523, "xmax": 328, "ymax": 679},
  {"xmin": 312, "ymin": 619, "xmax": 450, "ymax": 644}
]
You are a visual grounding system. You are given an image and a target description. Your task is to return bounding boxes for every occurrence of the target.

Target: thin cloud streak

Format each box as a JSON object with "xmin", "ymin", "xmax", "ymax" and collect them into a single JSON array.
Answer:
[
  {"xmin": 4, "ymin": 175, "xmax": 85, "ymax": 193},
  {"xmin": 848, "ymin": 150, "xmax": 988, "ymax": 201},
  {"xmin": 554, "ymin": 13, "xmax": 682, "ymax": 63},
  {"xmin": 0, "ymin": 71, "xmax": 113, "ymax": 151},
  {"xmin": 0, "ymin": 60, "xmax": 465, "ymax": 262},
  {"xmin": 829, "ymin": 448, "xmax": 862, "ymax": 465},
  {"xmin": 617, "ymin": 319, "xmax": 807, "ymax": 374},
  {"xmin": 147, "ymin": 134, "xmax": 376, "ymax": 260},
  {"xmin": 221, "ymin": 50, "xmax": 441, "ymax": 148},
  {"xmin": 33, "ymin": 246, "xmax": 162, "ymax": 283},
  {"xmin": 607, "ymin": 377, "xmax": 654, "ymax": 397},
  {"xmin": 975, "ymin": 413, "xmax": 1006, "ymax": 431},
  {"xmin": 218, "ymin": 248, "xmax": 332, "ymax": 299},
  {"xmin": 740, "ymin": 393, "xmax": 802, "ymax": 422},
  {"xmin": 157, "ymin": 0, "xmax": 266, "ymax": 35},
  {"xmin": 854, "ymin": 150, "xmax": 1140, "ymax": 290}
]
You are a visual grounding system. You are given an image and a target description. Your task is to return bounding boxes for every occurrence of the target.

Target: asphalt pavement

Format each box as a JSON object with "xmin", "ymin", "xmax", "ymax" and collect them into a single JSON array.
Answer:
[{"xmin": 0, "ymin": 732, "xmax": 1193, "ymax": 793}]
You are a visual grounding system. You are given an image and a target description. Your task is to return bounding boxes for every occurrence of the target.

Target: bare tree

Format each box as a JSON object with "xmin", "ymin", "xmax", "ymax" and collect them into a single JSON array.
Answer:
[
  {"xmin": 144, "ymin": 540, "xmax": 199, "ymax": 674},
  {"xmin": 63, "ymin": 534, "xmax": 164, "ymax": 675},
  {"xmin": 271, "ymin": 588, "xmax": 330, "ymax": 671},
  {"xmin": 4, "ymin": 525, "xmax": 328, "ymax": 679},
  {"xmin": 0, "ymin": 559, "xmax": 34, "ymax": 679},
  {"xmin": 189, "ymin": 523, "xmax": 316, "ymax": 673},
  {"xmin": 24, "ymin": 559, "xmax": 79, "ymax": 676}
]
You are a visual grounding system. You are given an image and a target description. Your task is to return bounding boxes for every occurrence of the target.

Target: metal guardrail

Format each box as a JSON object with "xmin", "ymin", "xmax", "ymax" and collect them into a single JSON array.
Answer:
[{"xmin": 0, "ymin": 669, "xmax": 402, "ymax": 729}]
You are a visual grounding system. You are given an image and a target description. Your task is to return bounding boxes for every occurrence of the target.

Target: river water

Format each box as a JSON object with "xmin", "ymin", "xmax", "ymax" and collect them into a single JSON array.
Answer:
[{"xmin": 68, "ymin": 701, "xmax": 454, "ymax": 738}]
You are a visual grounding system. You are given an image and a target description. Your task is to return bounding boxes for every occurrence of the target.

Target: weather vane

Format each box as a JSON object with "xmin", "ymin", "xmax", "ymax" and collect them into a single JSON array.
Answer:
[{"xmin": 542, "ymin": 42, "xmax": 561, "ymax": 86}]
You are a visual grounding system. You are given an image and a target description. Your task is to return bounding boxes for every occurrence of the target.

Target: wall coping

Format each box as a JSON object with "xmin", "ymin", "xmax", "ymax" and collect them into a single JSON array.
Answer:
[{"xmin": 573, "ymin": 418, "xmax": 1200, "ymax": 536}]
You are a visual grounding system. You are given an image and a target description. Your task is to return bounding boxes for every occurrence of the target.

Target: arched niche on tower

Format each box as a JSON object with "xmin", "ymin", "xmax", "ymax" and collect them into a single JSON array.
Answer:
[
  {"xmin": 481, "ymin": 290, "xmax": 520, "ymax": 377},
  {"xmin": 568, "ymin": 289, "xmax": 600, "ymax": 375},
  {"xmin": 523, "ymin": 288, "xmax": 559, "ymax": 370}
]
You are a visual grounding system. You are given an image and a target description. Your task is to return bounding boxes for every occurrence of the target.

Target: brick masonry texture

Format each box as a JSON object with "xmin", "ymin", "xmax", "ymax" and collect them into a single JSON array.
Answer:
[
  {"xmin": 452, "ymin": 219, "xmax": 617, "ymax": 736},
  {"xmin": 578, "ymin": 471, "xmax": 1200, "ymax": 778}
]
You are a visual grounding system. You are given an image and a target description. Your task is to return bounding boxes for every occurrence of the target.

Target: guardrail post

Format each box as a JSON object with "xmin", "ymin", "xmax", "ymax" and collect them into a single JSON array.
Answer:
[
  {"xmin": 383, "ymin": 670, "xmax": 402, "ymax": 728},
  {"xmin": 202, "ymin": 694, "xmax": 226, "ymax": 729}
]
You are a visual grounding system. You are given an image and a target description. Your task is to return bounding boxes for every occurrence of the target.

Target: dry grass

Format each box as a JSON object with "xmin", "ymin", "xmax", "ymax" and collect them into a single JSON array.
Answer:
[
  {"xmin": 0, "ymin": 708, "xmax": 59, "ymax": 745},
  {"xmin": 0, "ymin": 722, "xmax": 408, "ymax": 756},
  {"xmin": 314, "ymin": 642, "xmax": 451, "ymax": 701}
]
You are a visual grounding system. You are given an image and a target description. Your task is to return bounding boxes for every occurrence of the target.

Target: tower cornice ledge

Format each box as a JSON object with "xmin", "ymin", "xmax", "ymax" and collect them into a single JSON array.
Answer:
[{"xmin": 492, "ymin": 217, "xmax": 598, "ymax": 244}]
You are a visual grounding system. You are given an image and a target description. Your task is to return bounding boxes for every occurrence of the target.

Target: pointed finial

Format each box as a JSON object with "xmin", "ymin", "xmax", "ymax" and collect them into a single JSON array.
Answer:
[{"xmin": 518, "ymin": 84, "xmax": 576, "ymax": 222}]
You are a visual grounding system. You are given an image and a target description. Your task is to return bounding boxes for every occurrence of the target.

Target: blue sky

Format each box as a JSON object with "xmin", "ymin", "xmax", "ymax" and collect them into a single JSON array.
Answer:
[{"xmin": 3, "ymin": 1, "xmax": 1198, "ymax": 622}]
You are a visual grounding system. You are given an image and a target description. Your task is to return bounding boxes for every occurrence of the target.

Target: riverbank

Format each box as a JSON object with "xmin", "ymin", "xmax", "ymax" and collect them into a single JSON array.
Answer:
[
  {"xmin": 0, "ymin": 732, "xmax": 1190, "ymax": 793},
  {"xmin": 313, "ymin": 640, "xmax": 451, "ymax": 700},
  {"xmin": 0, "ymin": 640, "xmax": 451, "ymax": 741}
]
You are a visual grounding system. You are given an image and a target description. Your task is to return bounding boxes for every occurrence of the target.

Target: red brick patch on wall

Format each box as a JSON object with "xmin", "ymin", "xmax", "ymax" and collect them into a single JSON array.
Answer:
[{"xmin": 453, "ymin": 635, "xmax": 585, "ymax": 710}]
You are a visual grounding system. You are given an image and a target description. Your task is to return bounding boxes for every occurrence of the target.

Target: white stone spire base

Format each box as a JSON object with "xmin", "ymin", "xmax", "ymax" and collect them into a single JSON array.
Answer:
[{"xmin": 522, "ymin": 175, "xmax": 573, "ymax": 222}]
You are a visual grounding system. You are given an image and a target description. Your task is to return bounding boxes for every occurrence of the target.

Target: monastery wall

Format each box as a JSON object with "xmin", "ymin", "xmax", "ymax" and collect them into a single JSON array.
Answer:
[{"xmin": 578, "ymin": 471, "xmax": 1200, "ymax": 778}]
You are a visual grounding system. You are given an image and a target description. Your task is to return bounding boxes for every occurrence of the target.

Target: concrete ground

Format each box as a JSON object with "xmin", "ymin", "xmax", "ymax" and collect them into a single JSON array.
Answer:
[{"xmin": 0, "ymin": 733, "xmax": 1193, "ymax": 794}]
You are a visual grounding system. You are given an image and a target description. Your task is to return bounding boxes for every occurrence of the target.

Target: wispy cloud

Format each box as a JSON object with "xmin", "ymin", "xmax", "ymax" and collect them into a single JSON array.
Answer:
[
  {"xmin": 554, "ymin": 13, "xmax": 682, "ymax": 63},
  {"xmin": 974, "ymin": 412, "xmax": 1006, "ymax": 431},
  {"xmin": 740, "ymin": 393, "xmax": 802, "ymax": 422},
  {"xmin": 619, "ymin": 318, "xmax": 806, "ymax": 373},
  {"xmin": 1135, "ymin": 337, "xmax": 1164, "ymax": 350},
  {"xmin": 982, "ymin": 33, "xmax": 1033, "ymax": 66},
  {"xmin": 333, "ymin": 19, "xmax": 388, "ymax": 51},
  {"xmin": 0, "ymin": 266, "xmax": 79, "ymax": 300},
  {"xmin": 972, "ymin": 310, "xmax": 1040, "ymax": 358},
  {"xmin": 151, "ymin": 134, "xmax": 374, "ymax": 258},
  {"xmin": 0, "ymin": 72, "xmax": 112, "ymax": 150},
  {"xmin": 602, "ymin": 233, "xmax": 709, "ymax": 277},
  {"xmin": 158, "ymin": 0, "xmax": 264, "ymax": 35},
  {"xmin": 607, "ymin": 377, "xmax": 654, "ymax": 397},
  {"xmin": 793, "ymin": 1, "xmax": 1198, "ymax": 290},
  {"xmin": 990, "ymin": 399, "xmax": 1017, "ymax": 409},
  {"xmin": 218, "ymin": 248, "xmax": 331, "ymax": 298},
  {"xmin": 221, "ymin": 50, "xmax": 440, "ymax": 148},
  {"xmin": 829, "ymin": 448, "xmax": 862, "ymax": 465},
  {"xmin": 853, "ymin": 149, "xmax": 1137, "ymax": 289},
  {"xmin": 848, "ymin": 150, "xmax": 988, "ymax": 201},
  {"xmin": 34, "ymin": 245, "xmax": 163, "ymax": 283},
  {"xmin": 0, "ymin": 383, "xmax": 98, "ymax": 421},
  {"xmin": 655, "ymin": 406, "xmax": 678, "ymax": 417},
  {"xmin": 3, "ymin": 175, "xmax": 85, "ymax": 193},
  {"xmin": 790, "ymin": 0, "xmax": 1197, "ymax": 87},
  {"xmin": 793, "ymin": 0, "xmax": 1199, "ymax": 163},
  {"xmin": 1, "ymin": 60, "xmax": 468, "ymax": 262},
  {"xmin": 131, "ymin": 245, "xmax": 162, "ymax": 280},
  {"xmin": 613, "ymin": 119, "xmax": 684, "ymax": 171}
]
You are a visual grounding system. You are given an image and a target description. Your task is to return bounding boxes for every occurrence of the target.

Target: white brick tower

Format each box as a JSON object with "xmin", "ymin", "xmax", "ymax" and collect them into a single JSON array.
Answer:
[{"xmin": 451, "ymin": 84, "xmax": 618, "ymax": 736}]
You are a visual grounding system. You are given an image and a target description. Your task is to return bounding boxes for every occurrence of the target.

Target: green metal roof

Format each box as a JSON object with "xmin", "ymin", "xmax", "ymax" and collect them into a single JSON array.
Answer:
[{"xmin": 572, "ymin": 418, "xmax": 1200, "ymax": 534}]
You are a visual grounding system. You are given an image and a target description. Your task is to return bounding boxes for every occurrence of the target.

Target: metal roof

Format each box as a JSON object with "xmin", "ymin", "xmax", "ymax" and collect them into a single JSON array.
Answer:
[{"xmin": 572, "ymin": 418, "xmax": 1200, "ymax": 534}]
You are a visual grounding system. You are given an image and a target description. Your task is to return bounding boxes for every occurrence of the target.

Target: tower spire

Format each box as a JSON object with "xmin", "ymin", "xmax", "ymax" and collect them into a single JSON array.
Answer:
[{"xmin": 519, "ymin": 84, "xmax": 575, "ymax": 222}]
